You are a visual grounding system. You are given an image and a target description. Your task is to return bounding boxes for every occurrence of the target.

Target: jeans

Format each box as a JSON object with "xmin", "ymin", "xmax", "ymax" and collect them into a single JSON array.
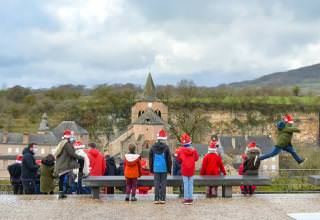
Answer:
[
  {"xmin": 182, "ymin": 176, "xmax": 194, "ymax": 200},
  {"xmin": 59, "ymin": 172, "xmax": 72, "ymax": 194},
  {"xmin": 22, "ymin": 180, "xmax": 35, "ymax": 194},
  {"xmin": 126, "ymin": 178, "xmax": 138, "ymax": 198},
  {"xmin": 260, "ymin": 145, "xmax": 303, "ymax": 163},
  {"xmin": 154, "ymin": 173, "xmax": 167, "ymax": 201}
]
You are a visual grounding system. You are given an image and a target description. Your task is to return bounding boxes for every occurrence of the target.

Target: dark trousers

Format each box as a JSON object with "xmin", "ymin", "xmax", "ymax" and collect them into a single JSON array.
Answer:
[
  {"xmin": 125, "ymin": 178, "xmax": 137, "ymax": 198},
  {"xmin": 11, "ymin": 181, "xmax": 23, "ymax": 195},
  {"xmin": 206, "ymin": 186, "xmax": 218, "ymax": 197},
  {"xmin": 154, "ymin": 173, "xmax": 167, "ymax": 201},
  {"xmin": 22, "ymin": 180, "xmax": 35, "ymax": 194},
  {"xmin": 77, "ymin": 158, "xmax": 84, "ymax": 194},
  {"xmin": 107, "ymin": 187, "xmax": 115, "ymax": 194},
  {"xmin": 260, "ymin": 144, "xmax": 303, "ymax": 163}
]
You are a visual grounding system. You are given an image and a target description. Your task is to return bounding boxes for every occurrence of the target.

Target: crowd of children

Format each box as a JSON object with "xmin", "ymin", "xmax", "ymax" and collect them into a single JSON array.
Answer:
[{"xmin": 7, "ymin": 114, "xmax": 306, "ymax": 205}]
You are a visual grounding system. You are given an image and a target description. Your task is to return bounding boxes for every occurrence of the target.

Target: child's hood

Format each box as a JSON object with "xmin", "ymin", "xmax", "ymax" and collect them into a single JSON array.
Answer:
[{"xmin": 125, "ymin": 153, "xmax": 140, "ymax": 162}]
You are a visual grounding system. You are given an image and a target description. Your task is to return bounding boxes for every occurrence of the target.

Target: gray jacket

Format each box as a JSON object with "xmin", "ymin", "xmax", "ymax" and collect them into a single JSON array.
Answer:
[{"xmin": 55, "ymin": 141, "xmax": 83, "ymax": 176}]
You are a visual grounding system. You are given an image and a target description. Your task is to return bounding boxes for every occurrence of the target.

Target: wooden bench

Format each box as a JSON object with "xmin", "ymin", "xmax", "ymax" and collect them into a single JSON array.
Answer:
[
  {"xmin": 308, "ymin": 175, "xmax": 320, "ymax": 185},
  {"xmin": 83, "ymin": 175, "xmax": 271, "ymax": 199}
]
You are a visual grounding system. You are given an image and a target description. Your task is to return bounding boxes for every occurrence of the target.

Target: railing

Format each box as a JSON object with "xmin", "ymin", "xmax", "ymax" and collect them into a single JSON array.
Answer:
[
  {"xmin": 1, "ymin": 169, "xmax": 320, "ymax": 194},
  {"xmin": 257, "ymin": 169, "xmax": 320, "ymax": 193}
]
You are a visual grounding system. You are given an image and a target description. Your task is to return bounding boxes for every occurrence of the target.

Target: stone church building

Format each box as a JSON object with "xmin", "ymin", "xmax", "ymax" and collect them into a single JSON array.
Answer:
[{"xmin": 108, "ymin": 73, "xmax": 170, "ymax": 158}]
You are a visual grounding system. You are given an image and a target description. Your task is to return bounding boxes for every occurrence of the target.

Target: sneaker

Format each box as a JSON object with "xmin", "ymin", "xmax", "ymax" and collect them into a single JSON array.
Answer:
[
  {"xmin": 298, "ymin": 158, "xmax": 307, "ymax": 166},
  {"xmin": 131, "ymin": 197, "xmax": 137, "ymax": 202},
  {"xmin": 125, "ymin": 197, "xmax": 130, "ymax": 202},
  {"xmin": 58, "ymin": 192, "xmax": 67, "ymax": 199},
  {"xmin": 160, "ymin": 200, "xmax": 166, "ymax": 204},
  {"xmin": 184, "ymin": 199, "xmax": 192, "ymax": 205},
  {"xmin": 182, "ymin": 199, "xmax": 188, "ymax": 204},
  {"xmin": 154, "ymin": 200, "xmax": 160, "ymax": 204}
]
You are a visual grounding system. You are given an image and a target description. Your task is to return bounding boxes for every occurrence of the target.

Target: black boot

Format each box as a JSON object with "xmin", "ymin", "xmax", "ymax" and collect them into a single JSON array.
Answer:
[{"xmin": 58, "ymin": 191, "xmax": 67, "ymax": 199}]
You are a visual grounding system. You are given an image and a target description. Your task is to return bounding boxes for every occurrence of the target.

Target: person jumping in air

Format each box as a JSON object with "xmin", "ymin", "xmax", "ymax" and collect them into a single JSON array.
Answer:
[{"xmin": 259, "ymin": 114, "xmax": 306, "ymax": 164}]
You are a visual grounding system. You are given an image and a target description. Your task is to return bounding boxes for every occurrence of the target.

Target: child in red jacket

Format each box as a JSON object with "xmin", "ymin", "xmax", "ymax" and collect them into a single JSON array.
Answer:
[
  {"xmin": 200, "ymin": 141, "xmax": 226, "ymax": 198},
  {"xmin": 177, "ymin": 133, "xmax": 199, "ymax": 205}
]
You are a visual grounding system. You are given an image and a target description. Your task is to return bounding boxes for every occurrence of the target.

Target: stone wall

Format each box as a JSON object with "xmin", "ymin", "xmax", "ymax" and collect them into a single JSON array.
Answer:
[{"xmin": 170, "ymin": 110, "xmax": 319, "ymax": 145}]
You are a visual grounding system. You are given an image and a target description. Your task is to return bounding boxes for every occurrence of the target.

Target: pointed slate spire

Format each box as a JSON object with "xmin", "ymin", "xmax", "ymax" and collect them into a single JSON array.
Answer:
[
  {"xmin": 38, "ymin": 112, "xmax": 49, "ymax": 132},
  {"xmin": 143, "ymin": 73, "xmax": 157, "ymax": 100}
]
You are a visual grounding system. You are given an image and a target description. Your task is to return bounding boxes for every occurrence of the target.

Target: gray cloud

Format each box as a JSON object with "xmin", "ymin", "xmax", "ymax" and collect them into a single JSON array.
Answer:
[{"xmin": 0, "ymin": 0, "xmax": 320, "ymax": 88}]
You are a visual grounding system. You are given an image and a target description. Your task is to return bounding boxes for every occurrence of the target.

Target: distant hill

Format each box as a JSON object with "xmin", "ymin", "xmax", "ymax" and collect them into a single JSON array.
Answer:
[{"xmin": 228, "ymin": 63, "xmax": 320, "ymax": 92}]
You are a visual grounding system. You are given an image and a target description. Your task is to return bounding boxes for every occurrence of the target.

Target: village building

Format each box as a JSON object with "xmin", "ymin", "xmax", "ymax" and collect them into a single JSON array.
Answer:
[{"xmin": 0, "ymin": 114, "xmax": 88, "ymax": 178}]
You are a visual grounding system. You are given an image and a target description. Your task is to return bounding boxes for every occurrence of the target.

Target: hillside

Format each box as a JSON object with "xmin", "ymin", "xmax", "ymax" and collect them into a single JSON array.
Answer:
[{"xmin": 229, "ymin": 63, "xmax": 320, "ymax": 91}]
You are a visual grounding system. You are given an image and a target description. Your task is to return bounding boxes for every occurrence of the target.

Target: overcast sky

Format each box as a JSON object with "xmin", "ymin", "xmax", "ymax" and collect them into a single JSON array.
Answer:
[{"xmin": 0, "ymin": 0, "xmax": 320, "ymax": 88}]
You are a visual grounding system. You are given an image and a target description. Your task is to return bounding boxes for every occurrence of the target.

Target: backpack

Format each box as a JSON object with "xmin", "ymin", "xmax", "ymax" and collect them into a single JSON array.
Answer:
[
  {"xmin": 153, "ymin": 153, "xmax": 167, "ymax": 173},
  {"xmin": 243, "ymin": 149, "xmax": 261, "ymax": 175}
]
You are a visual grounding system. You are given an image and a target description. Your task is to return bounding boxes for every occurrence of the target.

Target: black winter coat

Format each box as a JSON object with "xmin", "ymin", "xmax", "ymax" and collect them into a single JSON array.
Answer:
[
  {"xmin": 7, "ymin": 163, "xmax": 22, "ymax": 182},
  {"xmin": 173, "ymin": 157, "xmax": 181, "ymax": 176},
  {"xmin": 21, "ymin": 148, "xmax": 39, "ymax": 180},
  {"xmin": 105, "ymin": 156, "xmax": 117, "ymax": 176},
  {"xmin": 149, "ymin": 141, "xmax": 172, "ymax": 174}
]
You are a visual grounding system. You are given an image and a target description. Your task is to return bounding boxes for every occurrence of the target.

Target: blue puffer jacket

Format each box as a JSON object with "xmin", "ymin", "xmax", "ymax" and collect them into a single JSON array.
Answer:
[{"xmin": 149, "ymin": 141, "xmax": 172, "ymax": 174}]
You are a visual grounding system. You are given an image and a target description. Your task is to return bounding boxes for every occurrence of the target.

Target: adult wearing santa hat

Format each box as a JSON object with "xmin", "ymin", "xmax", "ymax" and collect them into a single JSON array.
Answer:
[
  {"xmin": 149, "ymin": 129, "xmax": 172, "ymax": 204},
  {"xmin": 54, "ymin": 130, "xmax": 84, "ymax": 199}
]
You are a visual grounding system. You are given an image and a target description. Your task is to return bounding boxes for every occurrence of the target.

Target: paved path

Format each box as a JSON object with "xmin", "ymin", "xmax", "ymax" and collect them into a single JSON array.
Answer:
[{"xmin": 0, "ymin": 194, "xmax": 319, "ymax": 220}]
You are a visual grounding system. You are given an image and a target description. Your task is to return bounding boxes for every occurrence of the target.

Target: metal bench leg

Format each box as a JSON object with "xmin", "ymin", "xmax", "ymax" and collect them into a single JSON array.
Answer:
[
  {"xmin": 92, "ymin": 187, "xmax": 100, "ymax": 199},
  {"xmin": 222, "ymin": 186, "xmax": 232, "ymax": 198}
]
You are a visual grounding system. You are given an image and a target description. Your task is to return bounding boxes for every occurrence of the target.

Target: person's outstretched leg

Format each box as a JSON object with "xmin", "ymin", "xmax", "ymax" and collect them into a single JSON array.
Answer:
[
  {"xmin": 283, "ymin": 145, "xmax": 304, "ymax": 164},
  {"xmin": 259, "ymin": 146, "xmax": 282, "ymax": 160}
]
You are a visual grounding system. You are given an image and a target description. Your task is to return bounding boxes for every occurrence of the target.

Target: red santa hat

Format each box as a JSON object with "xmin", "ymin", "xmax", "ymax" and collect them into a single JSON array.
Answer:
[
  {"xmin": 180, "ymin": 133, "xmax": 192, "ymax": 147},
  {"xmin": 74, "ymin": 141, "xmax": 85, "ymax": 149},
  {"xmin": 208, "ymin": 140, "xmax": 218, "ymax": 153},
  {"xmin": 63, "ymin": 130, "xmax": 74, "ymax": 139},
  {"xmin": 157, "ymin": 129, "xmax": 167, "ymax": 140},
  {"xmin": 246, "ymin": 142, "xmax": 258, "ymax": 152},
  {"xmin": 247, "ymin": 142, "xmax": 257, "ymax": 148},
  {"xmin": 284, "ymin": 114, "xmax": 294, "ymax": 124},
  {"xmin": 16, "ymin": 155, "xmax": 23, "ymax": 163},
  {"xmin": 36, "ymin": 160, "xmax": 41, "ymax": 165}
]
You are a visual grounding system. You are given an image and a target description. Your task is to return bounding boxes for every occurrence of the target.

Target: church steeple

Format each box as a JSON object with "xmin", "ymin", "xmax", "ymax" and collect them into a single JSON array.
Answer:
[
  {"xmin": 38, "ymin": 113, "xmax": 49, "ymax": 133},
  {"xmin": 143, "ymin": 73, "xmax": 157, "ymax": 101}
]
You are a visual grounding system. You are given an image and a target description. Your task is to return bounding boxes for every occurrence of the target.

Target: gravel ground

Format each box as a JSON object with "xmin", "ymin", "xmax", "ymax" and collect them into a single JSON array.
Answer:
[{"xmin": 0, "ymin": 194, "xmax": 319, "ymax": 220}]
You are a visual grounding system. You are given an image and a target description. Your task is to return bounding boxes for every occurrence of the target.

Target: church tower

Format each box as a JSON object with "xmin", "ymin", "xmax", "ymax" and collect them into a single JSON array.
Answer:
[{"xmin": 131, "ymin": 73, "xmax": 168, "ymax": 123}]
